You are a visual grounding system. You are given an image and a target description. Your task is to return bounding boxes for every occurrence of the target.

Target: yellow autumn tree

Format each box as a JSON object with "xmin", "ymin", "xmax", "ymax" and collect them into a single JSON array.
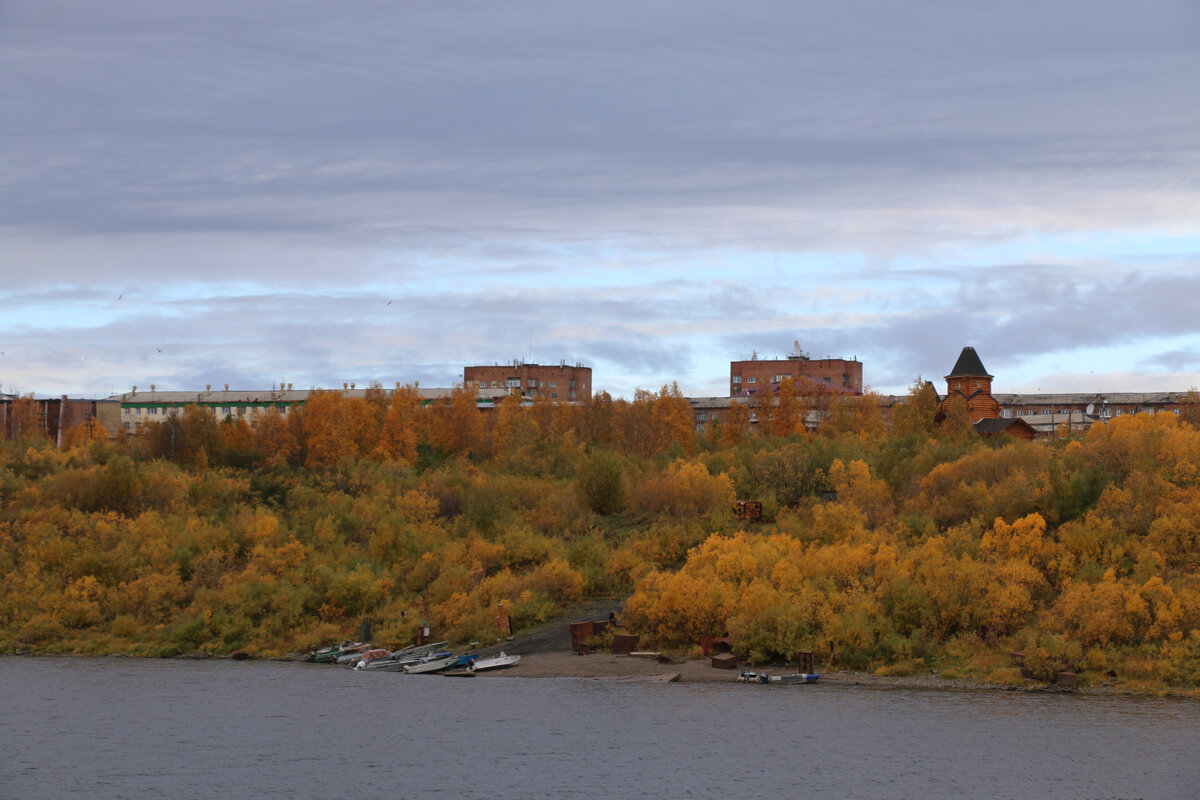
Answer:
[
  {"xmin": 650, "ymin": 383, "xmax": 697, "ymax": 456},
  {"xmin": 378, "ymin": 384, "xmax": 425, "ymax": 464},
  {"xmin": 768, "ymin": 377, "xmax": 805, "ymax": 437}
]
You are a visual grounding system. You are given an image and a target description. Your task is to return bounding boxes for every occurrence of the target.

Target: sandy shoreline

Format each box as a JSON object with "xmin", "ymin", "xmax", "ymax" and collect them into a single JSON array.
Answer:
[
  {"xmin": 459, "ymin": 601, "xmax": 1012, "ymax": 691},
  {"xmin": 471, "ymin": 649, "xmax": 1001, "ymax": 691}
]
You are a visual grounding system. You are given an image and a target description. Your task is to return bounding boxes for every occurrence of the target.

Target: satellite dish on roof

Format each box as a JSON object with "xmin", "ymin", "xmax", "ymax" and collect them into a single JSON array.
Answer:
[{"xmin": 1086, "ymin": 403, "xmax": 1095, "ymax": 415}]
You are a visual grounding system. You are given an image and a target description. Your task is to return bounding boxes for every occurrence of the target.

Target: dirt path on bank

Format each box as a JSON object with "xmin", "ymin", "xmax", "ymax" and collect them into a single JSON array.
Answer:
[{"xmin": 468, "ymin": 600, "xmax": 1116, "ymax": 692}]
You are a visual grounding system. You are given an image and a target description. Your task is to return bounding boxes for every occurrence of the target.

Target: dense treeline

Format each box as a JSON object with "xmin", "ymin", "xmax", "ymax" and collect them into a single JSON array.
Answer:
[{"xmin": 3, "ymin": 381, "xmax": 1200, "ymax": 691}]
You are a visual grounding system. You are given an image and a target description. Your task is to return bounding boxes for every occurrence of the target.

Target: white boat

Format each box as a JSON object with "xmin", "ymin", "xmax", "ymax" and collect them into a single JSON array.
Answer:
[
  {"xmin": 468, "ymin": 652, "xmax": 521, "ymax": 672},
  {"xmin": 735, "ymin": 670, "xmax": 819, "ymax": 685},
  {"xmin": 403, "ymin": 654, "xmax": 459, "ymax": 674}
]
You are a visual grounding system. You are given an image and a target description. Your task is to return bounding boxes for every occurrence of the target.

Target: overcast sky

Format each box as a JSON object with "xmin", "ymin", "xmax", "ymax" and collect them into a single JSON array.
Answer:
[{"xmin": 3, "ymin": 1, "xmax": 1199, "ymax": 400}]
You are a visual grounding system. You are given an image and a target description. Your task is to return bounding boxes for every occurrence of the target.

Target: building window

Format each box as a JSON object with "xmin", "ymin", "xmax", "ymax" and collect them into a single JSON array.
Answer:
[
  {"xmin": 732, "ymin": 375, "xmax": 742, "ymax": 384},
  {"xmin": 528, "ymin": 379, "xmax": 538, "ymax": 388},
  {"xmin": 696, "ymin": 411, "xmax": 708, "ymax": 422},
  {"xmin": 569, "ymin": 390, "xmax": 576, "ymax": 400},
  {"xmin": 1115, "ymin": 409, "xmax": 1123, "ymax": 416},
  {"xmin": 550, "ymin": 392, "xmax": 557, "ymax": 399},
  {"xmin": 221, "ymin": 407, "xmax": 232, "ymax": 416},
  {"xmin": 506, "ymin": 378, "xmax": 520, "ymax": 388},
  {"xmin": 569, "ymin": 379, "xmax": 577, "ymax": 388},
  {"xmin": 748, "ymin": 377, "xmax": 756, "ymax": 384},
  {"xmin": 549, "ymin": 381, "xmax": 558, "ymax": 388}
]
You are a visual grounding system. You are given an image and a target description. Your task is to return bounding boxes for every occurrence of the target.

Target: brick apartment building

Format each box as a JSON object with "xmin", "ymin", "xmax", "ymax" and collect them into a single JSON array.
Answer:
[
  {"xmin": 730, "ymin": 344, "xmax": 862, "ymax": 397},
  {"xmin": 464, "ymin": 361, "xmax": 591, "ymax": 402}
]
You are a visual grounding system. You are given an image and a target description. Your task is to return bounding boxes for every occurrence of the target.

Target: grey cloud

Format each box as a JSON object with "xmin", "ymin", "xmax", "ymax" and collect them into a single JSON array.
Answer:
[
  {"xmin": 3, "ymin": 1, "xmax": 1199, "ymax": 397},
  {"xmin": 1148, "ymin": 349, "xmax": 1200, "ymax": 372}
]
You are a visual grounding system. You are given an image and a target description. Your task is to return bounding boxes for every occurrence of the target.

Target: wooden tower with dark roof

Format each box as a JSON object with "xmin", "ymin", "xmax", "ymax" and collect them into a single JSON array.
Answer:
[
  {"xmin": 940, "ymin": 346, "xmax": 1036, "ymax": 440},
  {"xmin": 943, "ymin": 346, "xmax": 1001, "ymax": 422}
]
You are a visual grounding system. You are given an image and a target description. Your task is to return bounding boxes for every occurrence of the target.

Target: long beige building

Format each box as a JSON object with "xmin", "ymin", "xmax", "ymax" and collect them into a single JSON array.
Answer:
[{"xmin": 110, "ymin": 384, "xmax": 511, "ymax": 434}]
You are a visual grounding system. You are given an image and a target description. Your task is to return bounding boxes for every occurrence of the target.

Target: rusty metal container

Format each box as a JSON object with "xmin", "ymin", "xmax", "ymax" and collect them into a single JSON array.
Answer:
[
  {"xmin": 796, "ymin": 650, "xmax": 814, "ymax": 674},
  {"xmin": 711, "ymin": 653, "xmax": 738, "ymax": 670},
  {"xmin": 495, "ymin": 604, "xmax": 512, "ymax": 636},
  {"xmin": 734, "ymin": 500, "xmax": 762, "ymax": 520},
  {"xmin": 612, "ymin": 634, "xmax": 639, "ymax": 654},
  {"xmin": 570, "ymin": 621, "xmax": 594, "ymax": 652}
]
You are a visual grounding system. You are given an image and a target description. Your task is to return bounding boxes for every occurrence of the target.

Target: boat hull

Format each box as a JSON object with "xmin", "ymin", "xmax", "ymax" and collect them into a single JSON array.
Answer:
[
  {"xmin": 469, "ymin": 653, "xmax": 521, "ymax": 672},
  {"xmin": 403, "ymin": 655, "xmax": 459, "ymax": 674},
  {"xmin": 735, "ymin": 671, "xmax": 820, "ymax": 684}
]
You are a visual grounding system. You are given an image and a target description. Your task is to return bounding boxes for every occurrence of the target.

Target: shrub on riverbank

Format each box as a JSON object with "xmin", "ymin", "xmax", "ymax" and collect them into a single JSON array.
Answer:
[{"xmin": 3, "ymin": 387, "xmax": 1200, "ymax": 691}]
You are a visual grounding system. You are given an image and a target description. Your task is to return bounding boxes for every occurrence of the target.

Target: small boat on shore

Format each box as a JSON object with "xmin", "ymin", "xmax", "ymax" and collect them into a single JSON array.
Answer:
[
  {"xmin": 305, "ymin": 641, "xmax": 369, "ymax": 664},
  {"xmin": 735, "ymin": 670, "xmax": 820, "ymax": 685},
  {"xmin": 354, "ymin": 642, "xmax": 452, "ymax": 672},
  {"xmin": 469, "ymin": 652, "xmax": 521, "ymax": 673},
  {"xmin": 403, "ymin": 654, "xmax": 461, "ymax": 674},
  {"xmin": 335, "ymin": 645, "xmax": 380, "ymax": 665},
  {"xmin": 349, "ymin": 648, "xmax": 392, "ymax": 668}
]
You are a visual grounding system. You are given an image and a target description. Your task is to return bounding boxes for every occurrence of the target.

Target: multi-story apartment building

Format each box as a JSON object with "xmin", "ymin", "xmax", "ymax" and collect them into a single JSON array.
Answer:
[
  {"xmin": 730, "ymin": 344, "xmax": 863, "ymax": 397},
  {"xmin": 0, "ymin": 394, "xmax": 113, "ymax": 445},
  {"xmin": 464, "ymin": 360, "xmax": 591, "ymax": 402},
  {"xmin": 110, "ymin": 384, "xmax": 511, "ymax": 434}
]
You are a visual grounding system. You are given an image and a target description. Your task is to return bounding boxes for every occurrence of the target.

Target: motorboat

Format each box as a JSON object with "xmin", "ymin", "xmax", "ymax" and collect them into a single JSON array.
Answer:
[
  {"xmin": 468, "ymin": 652, "xmax": 521, "ymax": 672},
  {"xmin": 402, "ymin": 654, "xmax": 461, "ymax": 674},
  {"xmin": 304, "ymin": 641, "xmax": 369, "ymax": 664},
  {"xmin": 735, "ymin": 670, "xmax": 820, "ymax": 685}
]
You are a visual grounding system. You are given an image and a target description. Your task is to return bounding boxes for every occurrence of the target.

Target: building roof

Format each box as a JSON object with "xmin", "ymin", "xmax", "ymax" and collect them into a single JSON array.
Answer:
[
  {"xmin": 946, "ymin": 346, "xmax": 992, "ymax": 379},
  {"xmin": 995, "ymin": 392, "xmax": 1185, "ymax": 407},
  {"xmin": 974, "ymin": 418, "xmax": 1036, "ymax": 436},
  {"xmin": 107, "ymin": 387, "xmax": 512, "ymax": 405}
]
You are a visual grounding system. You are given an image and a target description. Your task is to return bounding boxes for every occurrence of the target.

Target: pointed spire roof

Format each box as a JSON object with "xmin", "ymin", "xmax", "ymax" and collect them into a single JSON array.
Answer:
[{"xmin": 946, "ymin": 346, "xmax": 992, "ymax": 378}]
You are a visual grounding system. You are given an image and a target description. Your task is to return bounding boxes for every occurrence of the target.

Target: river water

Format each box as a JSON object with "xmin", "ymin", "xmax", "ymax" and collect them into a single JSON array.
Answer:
[{"xmin": 1, "ymin": 656, "xmax": 1197, "ymax": 799}]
